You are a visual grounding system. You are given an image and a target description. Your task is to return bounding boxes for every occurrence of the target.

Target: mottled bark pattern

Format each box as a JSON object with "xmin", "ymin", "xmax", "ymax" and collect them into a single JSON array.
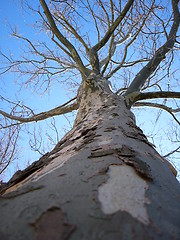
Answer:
[{"xmin": 1, "ymin": 80, "xmax": 180, "ymax": 240}]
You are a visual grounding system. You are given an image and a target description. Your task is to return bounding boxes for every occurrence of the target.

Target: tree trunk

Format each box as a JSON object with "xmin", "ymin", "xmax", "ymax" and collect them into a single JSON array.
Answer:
[{"xmin": 0, "ymin": 80, "xmax": 180, "ymax": 240}]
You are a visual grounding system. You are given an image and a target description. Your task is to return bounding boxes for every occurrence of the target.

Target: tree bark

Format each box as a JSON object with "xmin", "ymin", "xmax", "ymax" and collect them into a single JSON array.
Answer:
[{"xmin": 0, "ymin": 78, "xmax": 180, "ymax": 240}]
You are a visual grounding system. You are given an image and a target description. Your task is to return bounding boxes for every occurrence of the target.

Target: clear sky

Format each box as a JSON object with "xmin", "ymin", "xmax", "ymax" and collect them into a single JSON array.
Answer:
[{"xmin": 0, "ymin": 0, "xmax": 180, "ymax": 181}]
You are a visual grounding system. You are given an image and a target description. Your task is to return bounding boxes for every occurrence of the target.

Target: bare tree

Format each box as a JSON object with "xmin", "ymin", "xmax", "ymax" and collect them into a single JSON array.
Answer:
[{"xmin": 0, "ymin": 0, "xmax": 180, "ymax": 239}]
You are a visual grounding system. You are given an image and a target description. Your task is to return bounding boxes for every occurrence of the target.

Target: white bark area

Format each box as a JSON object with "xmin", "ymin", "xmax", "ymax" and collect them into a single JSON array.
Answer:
[{"xmin": 98, "ymin": 165, "xmax": 150, "ymax": 225}]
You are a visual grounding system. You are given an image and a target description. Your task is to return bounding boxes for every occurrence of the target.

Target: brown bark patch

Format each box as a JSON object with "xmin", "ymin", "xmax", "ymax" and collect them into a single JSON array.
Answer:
[
  {"xmin": 31, "ymin": 207, "xmax": 76, "ymax": 240},
  {"xmin": 89, "ymin": 144, "xmax": 136, "ymax": 158},
  {"xmin": 122, "ymin": 158, "xmax": 153, "ymax": 181}
]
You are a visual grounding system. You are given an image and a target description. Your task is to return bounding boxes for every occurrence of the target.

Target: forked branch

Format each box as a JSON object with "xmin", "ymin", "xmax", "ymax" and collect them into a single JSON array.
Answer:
[
  {"xmin": 125, "ymin": 0, "xmax": 180, "ymax": 95},
  {"xmin": 39, "ymin": 0, "xmax": 88, "ymax": 76},
  {"xmin": 163, "ymin": 146, "xmax": 180, "ymax": 158},
  {"xmin": 92, "ymin": 0, "xmax": 134, "ymax": 52}
]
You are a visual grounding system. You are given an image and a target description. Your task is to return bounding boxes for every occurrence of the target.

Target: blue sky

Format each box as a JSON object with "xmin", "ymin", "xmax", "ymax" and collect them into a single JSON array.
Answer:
[{"xmin": 0, "ymin": 0, "xmax": 180, "ymax": 181}]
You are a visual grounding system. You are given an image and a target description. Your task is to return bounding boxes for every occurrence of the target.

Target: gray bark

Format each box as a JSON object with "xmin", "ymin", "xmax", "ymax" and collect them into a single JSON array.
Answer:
[{"xmin": 0, "ymin": 78, "xmax": 180, "ymax": 240}]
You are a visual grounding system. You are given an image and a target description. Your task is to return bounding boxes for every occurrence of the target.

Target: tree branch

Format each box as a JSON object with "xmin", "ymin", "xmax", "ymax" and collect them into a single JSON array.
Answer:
[
  {"xmin": 0, "ymin": 97, "xmax": 78, "ymax": 124},
  {"xmin": 92, "ymin": 0, "xmax": 134, "ymax": 52},
  {"xmin": 0, "ymin": 124, "xmax": 20, "ymax": 175},
  {"xmin": 163, "ymin": 146, "xmax": 180, "ymax": 158},
  {"xmin": 133, "ymin": 101, "xmax": 180, "ymax": 125},
  {"xmin": 134, "ymin": 91, "xmax": 180, "ymax": 102},
  {"xmin": 100, "ymin": 24, "xmax": 135, "ymax": 74},
  {"xmin": 53, "ymin": 12, "xmax": 89, "ymax": 52},
  {"xmin": 107, "ymin": 7, "xmax": 152, "ymax": 79},
  {"xmin": 86, "ymin": 0, "xmax": 101, "ymax": 42},
  {"xmin": 125, "ymin": 0, "xmax": 180, "ymax": 95},
  {"xmin": 39, "ymin": 0, "xmax": 88, "ymax": 76}
]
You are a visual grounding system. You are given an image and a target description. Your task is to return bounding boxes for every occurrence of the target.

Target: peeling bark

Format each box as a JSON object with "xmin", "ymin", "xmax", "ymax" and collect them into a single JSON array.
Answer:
[{"xmin": 0, "ymin": 81, "xmax": 180, "ymax": 240}]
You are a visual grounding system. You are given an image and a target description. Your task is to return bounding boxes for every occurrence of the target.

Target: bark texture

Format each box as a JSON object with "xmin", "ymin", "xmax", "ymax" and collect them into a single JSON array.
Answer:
[{"xmin": 0, "ymin": 82, "xmax": 180, "ymax": 240}]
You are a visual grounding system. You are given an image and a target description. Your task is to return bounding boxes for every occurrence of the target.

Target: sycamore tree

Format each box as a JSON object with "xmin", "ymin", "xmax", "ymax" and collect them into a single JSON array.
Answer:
[
  {"xmin": 0, "ymin": 0, "xmax": 180, "ymax": 239},
  {"xmin": 0, "ymin": 0, "xmax": 180, "ymax": 178}
]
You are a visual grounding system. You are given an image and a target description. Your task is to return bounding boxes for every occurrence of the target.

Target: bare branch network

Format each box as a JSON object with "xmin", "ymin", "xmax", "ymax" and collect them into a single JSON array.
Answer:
[{"xmin": 0, "ymin": 0, "xmax": 180, "ymax": 176}]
